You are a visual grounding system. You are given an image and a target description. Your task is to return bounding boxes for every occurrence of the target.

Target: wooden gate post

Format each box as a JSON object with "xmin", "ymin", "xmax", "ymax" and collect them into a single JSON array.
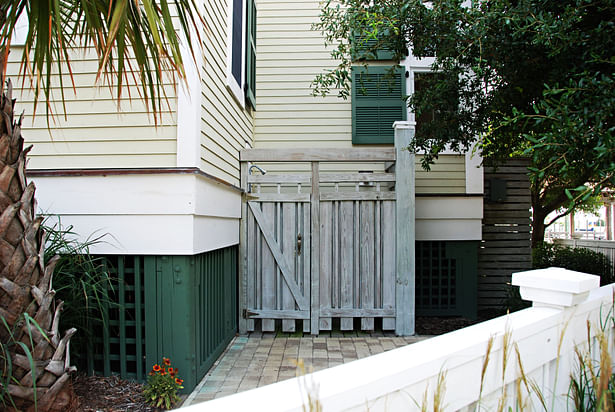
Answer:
[
  {"xmin": 238, "ymin": 161, "xmax": 248, "ymax": 334},
  {"xmin": 394, "ymin": 121, "xmax": 416, "ymax": 336}
]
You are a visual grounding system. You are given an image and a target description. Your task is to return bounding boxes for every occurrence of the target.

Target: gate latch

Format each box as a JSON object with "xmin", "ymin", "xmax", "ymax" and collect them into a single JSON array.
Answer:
[{"xmin": 297, "ymin": 233, "xmax": 302, "ymax": 256}]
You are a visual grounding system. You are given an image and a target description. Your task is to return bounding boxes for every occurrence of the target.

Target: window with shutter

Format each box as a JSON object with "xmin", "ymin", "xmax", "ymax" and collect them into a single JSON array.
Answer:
[
  {"xmin": 245, "ymin": 0, "xmax": 256, "ymax": 109},
  {"xmin": 352, "ymin": 33, "xmax": 395, "ymax": 61},
  {"xmin": 352, "ymin": 66, "xmax": 407, "ymax": 144},
  {"xmin": 227, "ymin": 0, "xmax": 256, "ymax": 109}
]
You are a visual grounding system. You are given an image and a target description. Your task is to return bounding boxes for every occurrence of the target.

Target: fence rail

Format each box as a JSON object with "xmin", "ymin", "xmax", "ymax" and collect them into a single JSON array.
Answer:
[{"xmin": 183, "ymin": 268, "xmax": 613, "ymax": 412}]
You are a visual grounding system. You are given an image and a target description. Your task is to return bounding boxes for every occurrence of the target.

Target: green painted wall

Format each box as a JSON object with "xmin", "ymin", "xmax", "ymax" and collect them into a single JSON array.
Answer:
[
  {"xmin": 89, "ymin": 246, "xmax": 238, "ymax": 393},
  {"xmin": 415, "ymin": 241, "xmax": 478, "ymax": 318}
]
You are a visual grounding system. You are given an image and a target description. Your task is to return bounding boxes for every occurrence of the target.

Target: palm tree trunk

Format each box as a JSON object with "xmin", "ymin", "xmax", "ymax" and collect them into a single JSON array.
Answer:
[{"xmin": 0, "ymin": 79, "xmax": 76, "ymax": 410}]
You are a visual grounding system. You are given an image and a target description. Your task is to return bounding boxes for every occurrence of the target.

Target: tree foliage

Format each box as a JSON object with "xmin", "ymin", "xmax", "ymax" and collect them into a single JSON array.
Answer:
[
  {"xmin": 0, "ymin": 0, "xmax": 204, "ymax": 122},
  {"xmin": 314, "ymin": 0, "xmax": 615, "ymax": 245}
]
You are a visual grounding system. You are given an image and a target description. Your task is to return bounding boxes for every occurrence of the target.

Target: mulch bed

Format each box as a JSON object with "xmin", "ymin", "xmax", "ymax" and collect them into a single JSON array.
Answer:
[
  {"xmin": 72, "ymin": 375, "xmax": 158, "ymax": 412},
  {"xmin": 415, "ymin": 315, "xmax": 484, "ymax": 335}
]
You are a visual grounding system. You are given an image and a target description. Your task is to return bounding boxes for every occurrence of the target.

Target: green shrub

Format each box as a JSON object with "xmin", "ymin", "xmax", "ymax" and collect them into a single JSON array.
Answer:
[{"xmin": 532, "ymin": 242, "xmax": 614, "ymax": 285}]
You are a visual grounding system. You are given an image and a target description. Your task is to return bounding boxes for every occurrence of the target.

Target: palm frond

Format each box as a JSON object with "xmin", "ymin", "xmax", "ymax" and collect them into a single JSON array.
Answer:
[{"xmin": 0, "ymin": 0, "xmax": 204, "ymax": 124}]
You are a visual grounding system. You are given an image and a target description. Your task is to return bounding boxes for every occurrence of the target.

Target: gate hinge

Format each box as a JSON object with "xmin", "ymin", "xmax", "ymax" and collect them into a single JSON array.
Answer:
[
  {"xmin": 242, "ymin": 192, "xmax": 259, "ymax": 201},
  {"xmin": 242, "ymin": 309, "xmax": 257, "ymax": 319}
]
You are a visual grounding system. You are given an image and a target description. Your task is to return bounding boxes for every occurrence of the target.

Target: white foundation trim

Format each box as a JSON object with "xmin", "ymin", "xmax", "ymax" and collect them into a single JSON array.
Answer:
[
  {"xmin": 31, "ymin": 171, "xmax": 241, "ymax": 255},
  {"xmin": 416, "ymin": 196, "xmax": 482, "ymax": 240}
]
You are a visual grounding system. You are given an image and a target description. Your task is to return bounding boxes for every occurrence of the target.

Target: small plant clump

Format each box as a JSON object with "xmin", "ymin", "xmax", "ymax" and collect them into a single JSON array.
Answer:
[{"xmin": 143, "ymin": 357, "xmax": 184, "ymax": 409}]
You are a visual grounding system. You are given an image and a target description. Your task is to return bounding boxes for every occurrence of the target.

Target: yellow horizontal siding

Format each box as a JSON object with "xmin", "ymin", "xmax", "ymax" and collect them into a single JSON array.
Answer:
[
  {"xmin": 416, "ymin": 155, "xmax": 465, "ymax": 194},
  {"xmin": 254, "ymin": 0, "xmax": 351, "ymax": 148},
  {"xmin": 29, "ymin": 154, "xmax": 177, "ymax": 169},
  {"xmin": 252, "ymin": 0, "xmax": 467, "ymax": 194},
  {"xmin": 7, "ymin": 49, "xmax": 177, "ymax": 169},
  {"xmin": 199, "ymin": 0, "xmax": 254, "ymax": 186}
]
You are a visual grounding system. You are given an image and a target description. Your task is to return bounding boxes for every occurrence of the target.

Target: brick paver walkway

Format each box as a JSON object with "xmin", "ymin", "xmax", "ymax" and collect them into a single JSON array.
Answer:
[{"xmin": 183, "ymin": 333, "xmax": 428, "ymax": 406}]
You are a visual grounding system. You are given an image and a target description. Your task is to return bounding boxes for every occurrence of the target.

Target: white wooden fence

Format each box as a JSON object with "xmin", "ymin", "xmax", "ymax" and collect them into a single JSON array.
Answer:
[{"xmin": 180, "ymin": 268, "xmax": 614, "ymax": 411}]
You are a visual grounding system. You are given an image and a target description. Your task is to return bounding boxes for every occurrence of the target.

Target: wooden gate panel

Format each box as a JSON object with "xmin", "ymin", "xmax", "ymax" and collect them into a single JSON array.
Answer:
[
  {"xmin": 318, "ymin": 198, "xmax": 397, "ymax": 331},
  {"xmin": 239, "ymin": 148, "xmax": 412, "ymax": 335},
  {"xmin": 245, "ymin": 199, "xmax": 310, "ymax": 331}
]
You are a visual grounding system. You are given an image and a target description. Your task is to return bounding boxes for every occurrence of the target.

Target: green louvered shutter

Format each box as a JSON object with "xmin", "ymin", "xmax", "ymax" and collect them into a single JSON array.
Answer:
[
  {"xmin": 352, "ymin": 33, "xmax": 395, "ymax": 61},
  {"xmin": 245, "ymin": 0, "xmax": 257, "ymax": 109},
  {"xmin": 352, "ymin": 66, "xmax": 407, "ymax": 144}
]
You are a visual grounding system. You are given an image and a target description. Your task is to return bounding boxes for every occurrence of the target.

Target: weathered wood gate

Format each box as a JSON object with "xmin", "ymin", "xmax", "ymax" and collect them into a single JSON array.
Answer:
[{"xmin": 239, "ymin": 127, "xmax": 415, "ymax": 335}]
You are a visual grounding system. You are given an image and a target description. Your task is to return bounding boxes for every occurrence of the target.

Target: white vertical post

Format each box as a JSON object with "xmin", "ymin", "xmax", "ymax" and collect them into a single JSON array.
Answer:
[
  {"xmin": 607, "ymin": 203, "xmax": 613, "ymax": 240},
  {"xmin": 394, "ymin": 121, "xmax": 415, "ymax": 336}
]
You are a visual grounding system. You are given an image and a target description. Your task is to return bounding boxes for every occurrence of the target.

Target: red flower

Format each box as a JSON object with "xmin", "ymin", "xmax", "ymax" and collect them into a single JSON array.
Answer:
[
  {"xmin": 175, "ymin": 378, "xmax": 184, "ymax": 385},
  {"xmin": 168, "ymin": 367, "xmax": 176, "ymax": 377},
  {"xmin": 153, "ymin": 364, "xmax": 161, "ymax": 372},
  {"xmin": 163, "ymin": 357, "xmax": 171, "ymax": 366}
]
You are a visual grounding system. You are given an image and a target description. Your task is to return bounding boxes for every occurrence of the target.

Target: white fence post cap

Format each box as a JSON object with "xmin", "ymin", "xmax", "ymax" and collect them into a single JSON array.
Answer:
[
  {"xmin": 512, "ymin": 267, "xmax": 600, "ymax": 308},
  {"xmin": 393, "ymin": 121, "xmax": 416, "ymax": 130}
]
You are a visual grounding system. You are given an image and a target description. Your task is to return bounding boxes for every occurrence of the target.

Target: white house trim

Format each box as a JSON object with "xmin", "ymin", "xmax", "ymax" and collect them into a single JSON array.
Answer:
[
  {"xmin": 416, "ymin": 196, "xmax": 482, "ymax": 240},
  {"xmin": 176, "ymin": 26, "xmax": 203, "ymax": 168},
  {"xmin": 31, "ymin": 172, "xmax": 241, "ymax": 255}
]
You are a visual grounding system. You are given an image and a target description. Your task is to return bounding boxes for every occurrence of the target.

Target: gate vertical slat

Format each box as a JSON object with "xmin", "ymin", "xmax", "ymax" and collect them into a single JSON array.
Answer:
[
  {"xmin": 302, "ymin": 201, "xmax": 312, "ymax": 333},
  {"xmin": 261, "ymin": 202, "xmax": 276, "ymax": 331},
  {"xmin": 256, "ymin": 210, "xmax": 262, "ymax": 323},
  {"xmin": 310, "ymin": 162, "xmax": 321, "ymax": 334},
  {"xmin": 282, "ymin": 202, "xmax": 296, "ymax": 332},
  {"xmin": 340, "ymin": 201, "xmax": 354, "ymax": 330},
  {"xmin": 246, "ymin": 209, "xmax": 256, "ymax": 331},
  {"xmin": 382, "ymin": 201, "xmax": 396, "ymax": 330},
  {"xmin": 276, "ymin": 201, "xmax": 282, "ymax": 317},
  {"xmin": 375, "ymin": 200, "xmax": 382, "ymax": 310},
  {"xmin": 360, "ymin": 201, "xmax": 375, "ymax": 330},
  {"xmin": 319, "ymin": 201, "xmax": 332, "ymax": 331},
  {"xmin": 354, "ymin": 200, "xmax": 360, "ymax": 327},
  {"xmin": 332, "ymin": 201, "xmax": 339, "ymax": 314}
]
